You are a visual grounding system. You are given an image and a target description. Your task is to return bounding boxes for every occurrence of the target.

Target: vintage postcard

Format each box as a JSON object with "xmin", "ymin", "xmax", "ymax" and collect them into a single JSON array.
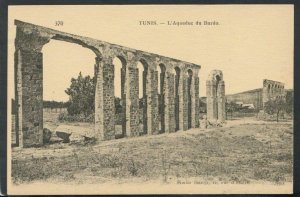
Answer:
[{"xmin": 7, "ymin": 5, "xmax": 294, "ymax": 195}]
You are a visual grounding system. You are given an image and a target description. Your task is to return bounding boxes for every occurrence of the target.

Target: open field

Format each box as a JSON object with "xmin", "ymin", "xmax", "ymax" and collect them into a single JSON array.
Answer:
[{"xmin": 11, "ymin": 110, "xmax": 293, "ymax": 186}]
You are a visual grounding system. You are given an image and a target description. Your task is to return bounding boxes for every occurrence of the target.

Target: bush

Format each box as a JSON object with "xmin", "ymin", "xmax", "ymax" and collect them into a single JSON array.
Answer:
[{"xmin": 58, "ymin": 112, "xmax": 94, "ymax": 122}]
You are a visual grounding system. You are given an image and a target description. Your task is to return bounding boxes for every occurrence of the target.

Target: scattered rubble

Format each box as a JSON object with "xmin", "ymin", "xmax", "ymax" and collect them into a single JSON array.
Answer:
[{"xmin": 43, "ymin": 128, "xmax": 52, "ymax": 144}]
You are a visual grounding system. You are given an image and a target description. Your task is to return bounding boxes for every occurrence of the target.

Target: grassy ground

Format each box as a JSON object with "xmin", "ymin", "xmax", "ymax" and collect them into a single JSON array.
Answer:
[{"xmin": 11, "ymin": 110, "xmax": 293, "ymax": 185}]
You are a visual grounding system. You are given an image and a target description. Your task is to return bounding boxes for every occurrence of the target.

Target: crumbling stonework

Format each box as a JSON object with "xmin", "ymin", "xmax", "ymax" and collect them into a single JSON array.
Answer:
[
  {"xmin": 206, "ymin": 70, "xmax": 226, "ymax": 122},
  {"xmin": 262, "ymin": 79, "xmax": 285, "ymax": 107},
  {"xmin": 14, "ymin": 20, "xmax": 201, "ymax": 147}
]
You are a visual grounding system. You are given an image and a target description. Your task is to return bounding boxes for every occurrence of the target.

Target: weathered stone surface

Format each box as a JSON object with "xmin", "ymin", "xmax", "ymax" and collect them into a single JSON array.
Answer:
[
  {"xmin": 15, "ymin": 49, "xmax": 44, "ymax": 147},
  {"xmin": 43, "ymin": 128, "xmax": 52, "ymax": 144},
  {"xmin": 126, "ymin": 66, "xmax": 140, "ymax": 137},
  {"xmin": 194, "ymin": 75, "xmax": 200, "ymax": 127},
  {"xmin": 55, "ymin": 131, "xmax": 71, "ymax": 143},
  {"xmin": 164, "ymin": 72, "xmax": 175, "ymax": 133},
  {"xmin": 95, "ymin": 57, "xmax": 115, "ymax": 141},
  {"xmin": 147, "ymin": 68, "xmax": 159, "ymax": 135}
]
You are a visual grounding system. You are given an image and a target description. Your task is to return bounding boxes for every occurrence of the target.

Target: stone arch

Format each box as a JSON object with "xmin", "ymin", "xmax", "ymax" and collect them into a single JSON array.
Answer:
[
  {"xmin": 14, "ymin": 28, "xmax": 103, "ymax": 147},
  {"xmin": 51, "ymin": 34, "xmax": 102, "ymax": 57},
  {"xmin": 41, "ymin": 39, "xmax": 96, "ymax": 101}
]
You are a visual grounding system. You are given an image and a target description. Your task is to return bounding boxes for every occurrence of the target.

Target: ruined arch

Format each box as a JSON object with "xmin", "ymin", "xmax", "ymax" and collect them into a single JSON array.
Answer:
[
  {"xmin": 206, "ymin": 70, "xmax": 225, "ymax": 122},
  {"xmin": 14, "ymin": 26, "xmax": 102, "ymax": 147},
  {"xmin": 14, "ymin": 20, "xmax": 200, "ymax": 147}
]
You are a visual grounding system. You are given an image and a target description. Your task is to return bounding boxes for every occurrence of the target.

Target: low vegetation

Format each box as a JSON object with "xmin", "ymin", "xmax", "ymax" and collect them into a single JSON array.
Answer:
[{"xmin": 12, "ymin": 121, "xmax": 293, "ymax": 185}]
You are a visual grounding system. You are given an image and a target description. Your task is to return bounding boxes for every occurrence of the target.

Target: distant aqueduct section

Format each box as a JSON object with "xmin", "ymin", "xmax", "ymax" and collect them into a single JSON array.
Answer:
[{"xmin": 14, "ymin": 20, "xmax": 201, "ymax": 147}]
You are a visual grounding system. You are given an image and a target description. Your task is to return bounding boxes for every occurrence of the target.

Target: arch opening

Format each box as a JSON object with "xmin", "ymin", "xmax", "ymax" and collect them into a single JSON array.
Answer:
[
  {"xmin": 158, "ymin": 63, "xmax": 166, "ymax": 133},
  {"xmin": 174, "ymin": 67, "xmax": 181, "ymax": 131},
  {"xmin": 113, "ymin": 56, "xmax": 127, "ymax": 138},
  {"xmin": 25, "ymin": 39, "xmax": 97, "ymax": 147},
  {"xmin": 137, "ymin": 59, "xmax": 149, "ymax": 135},
  {"xmin": 215, "ymin": 74, "xmax": 221, "ymax": 120}
]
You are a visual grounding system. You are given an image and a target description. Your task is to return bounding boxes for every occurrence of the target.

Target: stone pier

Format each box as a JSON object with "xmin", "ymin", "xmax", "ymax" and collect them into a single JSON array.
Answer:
[{"xmin": 206, "ymin": 70, "xmax": 226, "ymax": 122}]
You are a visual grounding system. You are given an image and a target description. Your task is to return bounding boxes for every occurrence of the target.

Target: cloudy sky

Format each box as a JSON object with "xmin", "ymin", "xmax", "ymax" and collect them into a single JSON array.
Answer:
[{"xmin": 8, "ymin": 5, "xmax": 293, "ymax": 102}]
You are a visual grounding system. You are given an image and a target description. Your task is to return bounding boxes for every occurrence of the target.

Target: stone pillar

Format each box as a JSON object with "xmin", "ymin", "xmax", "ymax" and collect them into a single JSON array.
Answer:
[
  {"xmin": 206, "ymin": 70, "xmax": 225, "ymax": 122},
  {"xmin": 14, "ymin": 23, "xmax": 52, "ymax": 147},
  {"xmin": 194, "ymin": 75, "xmax": 200, "ymax": 127},
  {"xmin": 217, "ymin": 80, "xmax": 226, "ymax": 122},
  {"xmin": 142, "ymin": 68, "xmax": 148, "ymax": 134},
  {"xmin": 146, "ymin": 68, "xmax": 159, "ymax": 135},
  {"xmin": 181, "ymin": 72, "xmax": 189, "ymax": 131},
  {"xmin": 206, "ymin": 80, "xmax": 217, "ymax": 121},
  {"xmin": 187, "ymin": 72, "xmax": 193, "ymax": 129},
  {"xmin": 160, "ymin": 69, "xmax": 165, "ymax": 133},
  {"xmin": 190, "ymin": 75, "xmax": 196, "ymax": 128},
  {"xmin": 174, "ymin": 70, "xmax": 180, "ymax": 131},
  {"xmin": 95, "ymin": 57, "xmax": 115, "ymax": 140},
  {"xmin": 125, "ymin": 63, "xmax": 140, "ymax": 137},
  {"xmin": 15, "ymin": 49, "xmax": 44, "ymax": 147},
  {"xmin": 121, "ymin": 65, "xmax": 126, "ymax": 136},
  {"xmin": 175, "ymin": 71, "xmax": 183, "ymax": 130},
  {"xmin": 262, "ymin": 80, "xmax": 269, "ymax": 109},
  {"xmin": 164, "ymin": 71, "xmax": 175, "ymax": 133}
]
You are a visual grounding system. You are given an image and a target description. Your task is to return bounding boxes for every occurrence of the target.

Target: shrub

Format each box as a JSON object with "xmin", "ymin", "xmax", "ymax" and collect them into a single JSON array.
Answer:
[{"xmin": 58, "ymin": 112, "xmax": 94, "ymax": 123}]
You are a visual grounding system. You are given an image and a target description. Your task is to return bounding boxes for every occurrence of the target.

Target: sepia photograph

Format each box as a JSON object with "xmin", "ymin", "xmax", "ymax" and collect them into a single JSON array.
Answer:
[{"xmin": 7, "ymin": 5, "xmax": 294, "ymax": 194}]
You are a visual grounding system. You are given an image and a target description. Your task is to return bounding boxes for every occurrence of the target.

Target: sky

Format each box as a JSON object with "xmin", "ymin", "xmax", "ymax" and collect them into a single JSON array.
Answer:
[{"xmin": 8, "ymin": 5, "xmax": 294, "ymax": 102}]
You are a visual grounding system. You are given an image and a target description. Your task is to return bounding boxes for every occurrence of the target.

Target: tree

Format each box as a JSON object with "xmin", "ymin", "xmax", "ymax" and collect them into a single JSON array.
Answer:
[
  {"xmin": 264, "ymin": 97, "xmax": 286, "ymax": 122},
  {"xmin": 43, "ymin": 100, "xmax": 70, "ymax": 109},
  {"xmin": 65, "ymin": 72, "xmax": 95, "ymax": 116}
]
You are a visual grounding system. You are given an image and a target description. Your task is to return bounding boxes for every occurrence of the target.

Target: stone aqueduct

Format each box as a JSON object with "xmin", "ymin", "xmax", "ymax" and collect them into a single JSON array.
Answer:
[{"xmin": 14, "ymin": 20, "xmax": 201, "ymax": 147}]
